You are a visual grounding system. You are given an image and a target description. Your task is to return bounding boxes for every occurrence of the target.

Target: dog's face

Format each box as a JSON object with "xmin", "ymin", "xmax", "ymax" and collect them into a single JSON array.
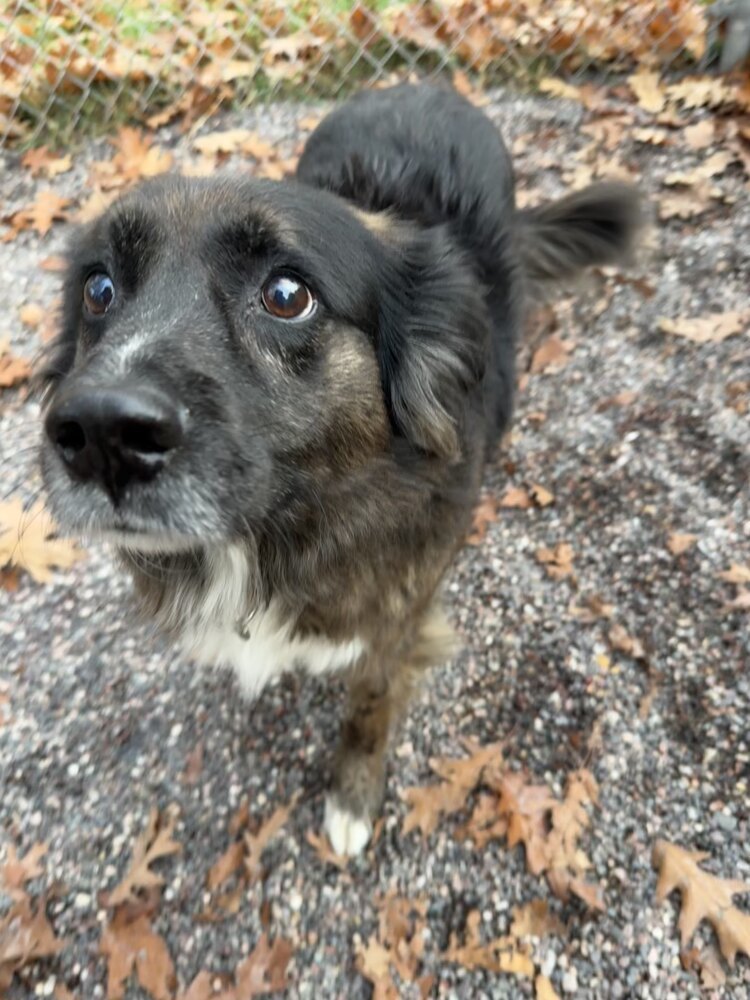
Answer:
[{"xmin": 40, "ymin": 175, "xmax": 486, "ymax": 553}]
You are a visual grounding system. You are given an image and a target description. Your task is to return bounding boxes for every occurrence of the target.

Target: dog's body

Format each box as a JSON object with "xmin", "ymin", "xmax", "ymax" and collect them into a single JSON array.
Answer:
[{"xmin": 41, "ymin": 84, "xmax": 639, "ymax": 854}]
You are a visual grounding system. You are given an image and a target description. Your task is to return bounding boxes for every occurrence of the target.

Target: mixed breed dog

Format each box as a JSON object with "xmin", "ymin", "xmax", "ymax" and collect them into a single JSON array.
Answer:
[{"xmin": 40, "ymin": 83, "xmax": 640, "ymax": 855}]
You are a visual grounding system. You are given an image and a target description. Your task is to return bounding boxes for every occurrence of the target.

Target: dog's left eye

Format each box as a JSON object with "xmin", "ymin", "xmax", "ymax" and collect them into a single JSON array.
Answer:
[
  {"xmin": 261, "ymin": 273, "xmax": 316, "ymax": 321},
  {"xmin": 83, "ymin": 272, "xmax": 115, "ymax": 317}
]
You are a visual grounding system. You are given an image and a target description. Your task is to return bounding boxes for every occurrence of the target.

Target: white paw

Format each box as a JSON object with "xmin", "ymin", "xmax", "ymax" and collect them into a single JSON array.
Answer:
[{"xmin": 324, "ymin": 795, "xmax": 373, "ymax": 856}]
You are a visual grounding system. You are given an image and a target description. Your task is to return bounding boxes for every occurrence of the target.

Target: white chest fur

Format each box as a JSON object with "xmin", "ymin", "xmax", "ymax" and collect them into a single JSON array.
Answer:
[{"xmin": 176, "ymin": 545, "xmax": 366, "ymax": 696}]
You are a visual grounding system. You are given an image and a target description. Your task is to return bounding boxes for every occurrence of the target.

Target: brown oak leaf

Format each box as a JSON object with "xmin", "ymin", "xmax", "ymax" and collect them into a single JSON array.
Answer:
[
  {"xmin": 105, "ymin": 807, "xmax": 181, "ymax": 907},
  {"xmin": 653, "ymin": 840, "xmax": 750, "ymax": 965}
]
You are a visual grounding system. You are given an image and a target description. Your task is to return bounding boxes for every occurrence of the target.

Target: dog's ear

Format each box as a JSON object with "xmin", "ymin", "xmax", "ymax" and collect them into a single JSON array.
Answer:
[
  {"xmin": 518, "ymin": 182, "xmax": 642, "ymax": 287},
  {"xmin": 376, "ymin": 226, "xmax": 488, "ymax": 461}
]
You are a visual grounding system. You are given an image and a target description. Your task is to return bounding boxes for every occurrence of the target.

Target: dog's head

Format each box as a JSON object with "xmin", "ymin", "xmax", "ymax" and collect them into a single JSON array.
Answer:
[{"xmin": 40, "ymin": 175, "xmax": 487, "ymax": 554}]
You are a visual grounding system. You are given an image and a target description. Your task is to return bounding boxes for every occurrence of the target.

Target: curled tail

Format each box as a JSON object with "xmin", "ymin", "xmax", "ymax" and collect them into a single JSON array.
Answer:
[{"xmin": 518, "ymin": 182, "xmax": 643, "ymax": 289}]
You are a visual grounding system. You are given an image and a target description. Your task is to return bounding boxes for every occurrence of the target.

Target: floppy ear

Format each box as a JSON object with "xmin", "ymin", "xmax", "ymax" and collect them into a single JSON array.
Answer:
[{"xmin": 377, "ymin": 226, "xmax": 488, "ymax": 461}]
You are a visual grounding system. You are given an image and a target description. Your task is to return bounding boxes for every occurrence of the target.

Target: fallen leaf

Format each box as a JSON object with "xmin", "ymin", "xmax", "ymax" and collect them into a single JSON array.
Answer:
[
  {"xmin": 19, "ymin": 303, "xmax": 44, "ymax": 329},
  {"xmin": 539, "ymin": 78, "xmax": 583, "ymax": 102},
  {"xmin": 206, "ymin": 840, "xmax": 245, "ymax": 892},
  {"xmin": 92, "ymin": 127, "xmax": 173, "ymax": 191},
  {"xmin": 235, "ymin": 934, "xmax": 294, "ymax": 996},
  {"xmin": 608, "ymin": 623, "xmax": 646, "ymax": 660},
  {"xmin": 529, "ymin": 484, "xmax": 555, "ymax": 507},
  {"xmin": 535, "ymin": 543, "xmax": 575, "ymax": 581},
  {"xmin": 496, "ymin": 772, "xmax": 556, "ymax": 876},
  {"xmin": 511, "ymin": 899, "xmax": 565, "ymax": 939},
  {"xmin": 667, "ymin": 533, "xmax": 697, "ymax": 555},
  {"xmin": 628, "ymin": 70, "xmax": 665, "ymax": 114},
  {"xmin": 535, "ymin": 974, "xmax": 561, "ymax": 1000},
  {"xmin": 719, "ymin": 564, "xmax": 750, "ymax": 585},
  {"xmin": 100, "ymin": 910, "xmax": 175, "ymax": 1000},
  {"xmin": 530, "ymin": 335, "xmax": 574, "ymax": 374},
  {"xmin": 20, "ymin": 147, "xmax": 72, "ymax": 178},
  {"xmin": 653, "ymin": 840, "xmax": 750, "ymax": 965},
  {"xmin": 3, "ymin": 191, "xmax": 72, "ymax": 239},
  {"xmin": 0, "ymin": 497, "xmax": 85, "ymax": 584},
  {"xmin": 727, "ymin": 589, "xmax": 750, "ymax": 611},
  {"xmin": 356, "ymin": 935, "xmax": 398, "ymax": 1000},
  {"xmin": 0, "ymin": 895, "xmax": 65, "ymax": 992},
  {"xmin": 443, "ymin": 911, "xmax": 534, "ymax": 977},
  {"xmin": 545, "ymin": 770, "xmax": 604, "ymax": 910},
  {"xmin": 306, "ymin": 830, "xmax": 348, "ymax": 870},
  {"xmin": 244, "ymin": 794, "xmax": 299, "ymax": 882},
  {"xmin": 0, "ymin": 339, "xmax": 32, "ymax": 388},
  {"xmin": 1, "ymin": 844, "xmax": 48, "ymax": 896},
  {"xmin": 105, "ymin": 807, "xmax": 181, "ymax": 907},
  {"xmin": 402, "ymin": 741, "xmax": 504, "ymax": 838},
  {"xmin": 498, "ymin": 487, "xmax": 532, "ymax": 510},
  {"xmin": 666, "ymin": 77, "xmax": 736, "ymax": 111},
  {"xmin": 659, "ymin": 311, "xmax": 749, "ymax": 344},
  {"xmin": 467, "ymin": 495, "xmax": 498, "ymax": 544},
  {"xmin": 683, "ymin": 120, "xmax": 715, "ymax": 150}
]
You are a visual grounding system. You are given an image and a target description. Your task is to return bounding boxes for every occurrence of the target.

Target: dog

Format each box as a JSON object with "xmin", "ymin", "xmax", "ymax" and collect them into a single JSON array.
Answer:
[{"xmin": 40, "ymin": 83, "xmax": 639, "ymax": 855}]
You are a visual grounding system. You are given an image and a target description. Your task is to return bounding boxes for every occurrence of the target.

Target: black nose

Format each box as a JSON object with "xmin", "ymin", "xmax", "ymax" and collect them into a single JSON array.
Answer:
[{"xmin": 45, "ymin": 384, "xmax": 185, "ymax": 504}]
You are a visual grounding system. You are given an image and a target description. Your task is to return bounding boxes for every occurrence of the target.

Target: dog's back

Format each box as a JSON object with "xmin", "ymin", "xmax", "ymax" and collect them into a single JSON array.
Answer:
[{"xmin": 297, "ymin": 83, "xmax": 514, "ymax": 277}]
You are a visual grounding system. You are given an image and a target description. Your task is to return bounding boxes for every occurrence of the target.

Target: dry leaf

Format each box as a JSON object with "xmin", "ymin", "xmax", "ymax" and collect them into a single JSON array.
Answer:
[
  {"xmin": 529, "ymin": 484, "xmax": 555, "ymax": 507},
  {"xmin": 444, "ymin": 911, "xmax": 534, "ymax": 977},
  {"xmin": 530, "ymin": 335, "xmax": 574, "ymax": 374},
  {"xmin": 402, "ymin": 742, "xmax": 504, "ymax": 838},
  {"xmin": 244, "ymin": 794, "xmax": 299, "ymax": 882},
  {"xmin": 511, "ymin": 899, "xmax": 565, "ymax": 938},
  {"xmin": 100, "ymin": 910, "xmax": 175, "ymax": 1000},
  {"xmin": 536, "ymin": 543, "xmax": 575, "ymax": 581},
  {"xmin": 499, "ymin": 486, "xmax": 532, "ymax": 510},
  {"xmin": 0, "ymin": 894, "xmax": 65, "ymax": 992},
  {"xmin": 21, "ymin": 147, "xmax": 73, "ymax": 178},
  {"xmin": 497, "ymin": 772, "xmax": 556, "ymax": 876},
  {"xmin": 356, "ymin": 935, "xmax": 398, "ymax": 1000},
  {"xmin": 667, "ymin": 532, "xmax": 697, "ymax": 555},
  {"xmin": 536, "ymin": 974, "xmax": 561, "ymax": 1000},
  {"xmin": 683, "ymin": 120, "xmax": 715, "ymax": 150},
  {"xmin": 305, "ymin": 830, "xmax": 349, "ymax": 870},
  {"xmin": 719, "ymin": 564, "xmax": 750, "ymax": 585},
  {"xmin": 658, "ymin": 188, "xmax": 713, "ymax": 221},
  {"xmin": 3, "ymin": 190, "xmax": 72, "ymax": 240},
  {"xmin": 92, "ymin": 127, "xmax": 173, "ymax": 191},
  {"xmin": 628, "ymin": 69, "xmax": 665, "ymax": 114},
  {"xmin": 467, "ymin": 494, "xmax": 498, "ymax": 544},
  {"xmin": 727, "ymin": 589, "xmax": 750, "ymax": 611},
  {"xmin": 0, "ymin": 340, "xmax": 32, "ymax": 388},
  {"xmin": 659, "ymin": 311, "xmax": 749, "ymax": 344},
  {"xmin": 19, "ymin": 303, "xmax": 44, "ymax": 329},
  {"xmin": 539, "ymin": 78, "xmax": 583, "ymax": 102},
  {"xmin": 1, "ymin": 843, "xmax": 48, "ymax": 896},
  {"xmin": 105, "ymin": 807, "xmax": 181, "ymax": 907},
  {"xmin": 206, "ymin": 840, "xmax": 245, "ymax": 892},
  {"xmin": 0, "ymin": 497, "xmax": 85, "ymax": 584},
  {"xmin": 653, "ymin": 840, "xmax": 750, "ymax": 965},
  {"xmin": 235, "ymin": 935, "xmax": 294, "ymax": 996},
  {"xmin": 545, "ymin": 770, "xmax": 604, "ymax": 910},
  {"xmin": 608, "ymin": 623, "xmax": 646, "ymax": 660}
]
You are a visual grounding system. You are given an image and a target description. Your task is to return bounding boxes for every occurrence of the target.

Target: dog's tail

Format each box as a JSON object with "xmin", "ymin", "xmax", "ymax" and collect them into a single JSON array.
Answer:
[{"xmin": 517, "ymin": 182, "xmax": 642, "ymax": 290}]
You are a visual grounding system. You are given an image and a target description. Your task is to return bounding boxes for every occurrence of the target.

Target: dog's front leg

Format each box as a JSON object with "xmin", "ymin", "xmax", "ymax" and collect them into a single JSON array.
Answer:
[
  {"xmin": 324, "ymin": 666, "xmax": 401, "ymax": 856},
  {"xmin": 324, "ymin": 604, "xmax": 454, "ymax": 856}
]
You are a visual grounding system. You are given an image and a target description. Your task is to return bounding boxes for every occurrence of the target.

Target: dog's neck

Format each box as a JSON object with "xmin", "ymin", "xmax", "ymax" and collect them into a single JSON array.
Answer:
[{"xmin": 119, "ymin": 541, "xmax": 262, "ymax": 639}]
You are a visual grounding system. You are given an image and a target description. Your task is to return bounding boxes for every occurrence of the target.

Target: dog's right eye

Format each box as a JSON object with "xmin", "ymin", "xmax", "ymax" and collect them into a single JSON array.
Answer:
[{"xmin": 83, "ymin": 272, "xmax": 115, "ymax": 317}]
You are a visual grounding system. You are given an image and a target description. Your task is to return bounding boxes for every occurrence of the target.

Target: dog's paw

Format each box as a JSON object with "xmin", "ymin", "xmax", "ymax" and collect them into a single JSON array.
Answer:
[{"xmin": 324, "ymin": 794, "xmax": 373, "ymax": 856}]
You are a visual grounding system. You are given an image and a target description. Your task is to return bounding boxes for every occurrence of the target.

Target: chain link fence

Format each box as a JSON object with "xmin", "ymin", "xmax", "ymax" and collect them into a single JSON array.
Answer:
[{"xmin": 0, "ymin": 1, "xmax": 739, "ymax": 149}]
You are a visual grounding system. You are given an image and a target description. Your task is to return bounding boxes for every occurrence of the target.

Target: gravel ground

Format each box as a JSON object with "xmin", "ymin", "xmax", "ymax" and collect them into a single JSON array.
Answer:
[{"xmin": 1, "ymin": 88, "xmax": 749, "ymax": 1000}]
